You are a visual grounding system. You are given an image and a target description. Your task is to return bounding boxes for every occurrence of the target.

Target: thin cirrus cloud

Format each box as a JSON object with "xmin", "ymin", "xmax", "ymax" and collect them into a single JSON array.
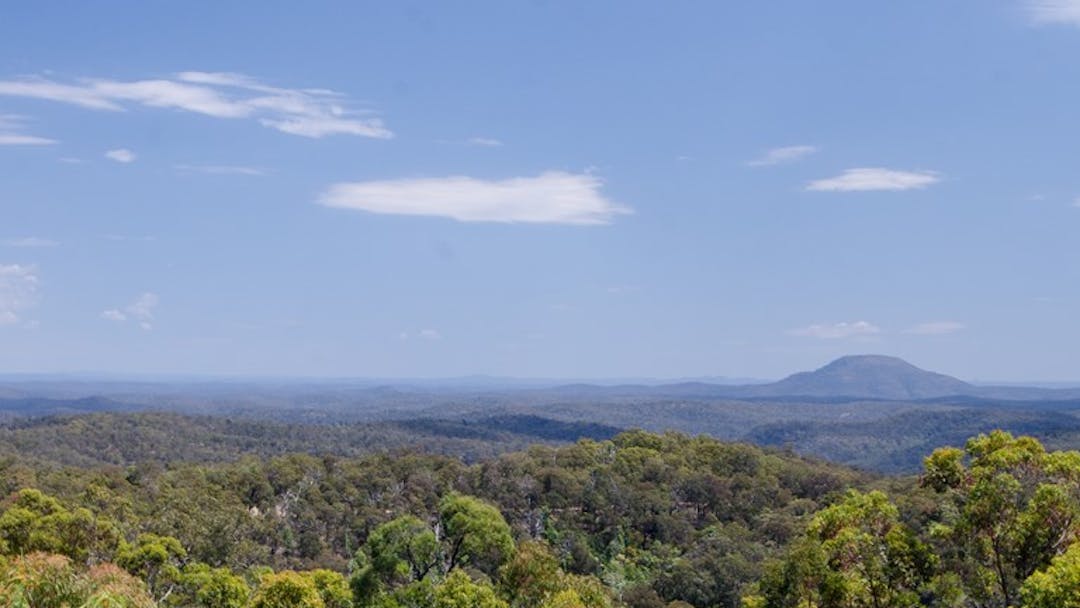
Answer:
[
  {"xmin": 746, "ymin": 145, "xmax": 818, "ymax": 167},
  {"xmin": 103, "ymin": 234, "xmax": 155, "ymax": 242},
  {"xmin": 1026, "ymin": 0, "xmax": 1080, "ymax": 25},
  {"xmin": 0, "ymin": 71, "xmax": 392, "ymax": 139},
  {"xmin": 436, "ymin": 136, "xmax": 504, "ymax": 147},
  {"xmin": 102, "ymin": 292, "xmax": 158, "ymax": 330},
  {"xmin": 467, "ymin": 137, "xmax": 503, "ymax": 147},
  {"xmin": 174, "ymin": 164, "xmax": 267, "ymax": 176},
  {"xmin": 318, "ymin": 172, "xmax": 630, "ymax": 225},
  {"xmin": 1, "ymin": 237, "xmax": 58, "ymax": 248},
  {"xmin": 105, "ymin": 148, "xmax": 136, "ymax": 163},
  {"xmin": 904, "ymin": 321, "xmax": 966, "ymax": 335},
  {"xmin": 806, "ymin": 168, "xmax": 940, "ymax": 192},
  {"xmin": 0, "ymin": 264, "xmax": 39, "ymax": 326},
  {"xmin": 790, "ymin": 321, "xmax": 882, "ymax": 339},
  {"xmin": 0, "ymin": 133, "xmax": 55, "ymax": 145},
  {"xmin": 399, "ymin": 329, "xmax": 442, "ymax": 341},
  {"xmin": 0, "ymin": 114, "xmax": 55, "ymax": 145}
]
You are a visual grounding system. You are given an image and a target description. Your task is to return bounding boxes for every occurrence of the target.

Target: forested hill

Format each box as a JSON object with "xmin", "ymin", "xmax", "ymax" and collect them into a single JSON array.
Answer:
[
  {"xmin": 8, "ymin": 405, "xmax": 1080, "ymax": 474},
  {"xmin": 0, "ymin": 411, "xmax": 621, "ymax": 467},
  {"xmin": 513, "ymin": 355, "xmax": 1080, "ymax": 401},
  {"xmin": 759, "ymin": 355, "xmax": 974, "ymax": 399}
]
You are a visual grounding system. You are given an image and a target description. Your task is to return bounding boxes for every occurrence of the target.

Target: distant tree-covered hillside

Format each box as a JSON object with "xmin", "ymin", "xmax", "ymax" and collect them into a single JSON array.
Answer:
[
  {"xmin": 8, "ymin": 388, "xmax": 1080, "ymax": 473},
  {"xmin": 0, "ymin": 412, "xmax": 621, "ymax": 467}
]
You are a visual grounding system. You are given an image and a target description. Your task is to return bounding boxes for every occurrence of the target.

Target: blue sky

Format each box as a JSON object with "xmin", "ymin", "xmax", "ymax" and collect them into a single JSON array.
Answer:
[{"xmin": 2, "ymin": 1, "xmax": 1079, "ymax": 381}]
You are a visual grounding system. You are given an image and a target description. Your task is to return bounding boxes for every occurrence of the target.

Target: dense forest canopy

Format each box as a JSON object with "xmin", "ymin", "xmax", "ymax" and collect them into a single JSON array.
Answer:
[{"xmin": 4, "ymin": 428, "xmax": 1080, "ymax": 607}]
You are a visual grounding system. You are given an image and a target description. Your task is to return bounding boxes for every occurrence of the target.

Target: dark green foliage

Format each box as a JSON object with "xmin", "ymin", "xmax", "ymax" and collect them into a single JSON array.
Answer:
[{"xmin": 746, "ymin": 407, "xmax": 1080, "ymax": 473}]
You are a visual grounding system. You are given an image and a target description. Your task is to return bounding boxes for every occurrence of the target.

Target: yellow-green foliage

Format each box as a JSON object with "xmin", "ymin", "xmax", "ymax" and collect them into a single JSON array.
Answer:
[
  {"xmin": 251, "ymin": 570, "xmax": 326, "ymax": 608},
  {"xmin": 0, "ymin": 552, "xmax": 155, "ymax": 608},
  {"xmin": 181, "ymin": 562, "xmax": 250, "ymax": 608},
  {"xmin": 1022, "ymin": 542, "xmax": 1080, "ymax": 608},
  {"xmin": 431, "ymin": 569, "xmax": 506, "ymax": 608},
  {"xmin": 0, "ymin": 489, "xmax": 120, "ymax": 563}
]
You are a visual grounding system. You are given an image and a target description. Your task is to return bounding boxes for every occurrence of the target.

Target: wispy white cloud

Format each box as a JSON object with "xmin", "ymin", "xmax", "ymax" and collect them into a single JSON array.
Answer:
[
  {"xmin": 103, "ymin": 234, "xmax": 155, "ymax": 242},
  {"xmin": 0, "ymin": 114, "xmax": 55, "ymax": 145},
  {"xmin": 747, "ymin": 145, "xmax": 818, "ymax": 167},
  {"xmin": 467, "ymin": 137, "xmax": 503, "ymax": 147},
  {"xmin": 437, "ymin": 137, "xmax": 504, "ymax": 147},
  {"xmin": 0, "ymin": 80, "xmax": 122, "ymax": 110},
  {"xmin": 1, "ymin": 237, "xmax": 58, "ymax": 248},
  {"xmin": 1072, "ymin": 197, "xmax": 1080, "ymax": 207},
  {"xmin": 100, "ymin": 309, "xmax": 127, "ymax": 322},
  {"xmin": 102, "ymin": 292, "xmax": 158, "ymax": 330},
  {"xmin": 0, "ymin": 264, "xmax": 39, "ymax": 326},
  {"xmin": 105, "ymin": 148, "xmax": 136, "ymax": 163},
  {"xmin": 806, "ymin": 168, "xmax": 940, "ymax": 192},
  {"xmin": 790, "ymin": 321, "xmax": 881, "ymax": 339},
  {"xmin": 399, "ymin": 329, "xmax": 442, "ymax": 341},
  {"xmin": 174, "ymin": 164, "xmax": 267, "ymax": 176},
  {"xmin": 0, "ymin": 71, "xmax": 392, "ymax": 139},
  {"xmin": 904, "ymin": 321, "xmax": 966, "ymax": 335},
  {"xmin": 318, "ymin": 171, "xmax": 629, "ymax": 225},
  {"xmin": 0, "ymin": 133, "xmax": 55, "ymax": 145},
  {"xmin": 1026, "ymin": 0, "xmax": 1080, "ymax": 25}
]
